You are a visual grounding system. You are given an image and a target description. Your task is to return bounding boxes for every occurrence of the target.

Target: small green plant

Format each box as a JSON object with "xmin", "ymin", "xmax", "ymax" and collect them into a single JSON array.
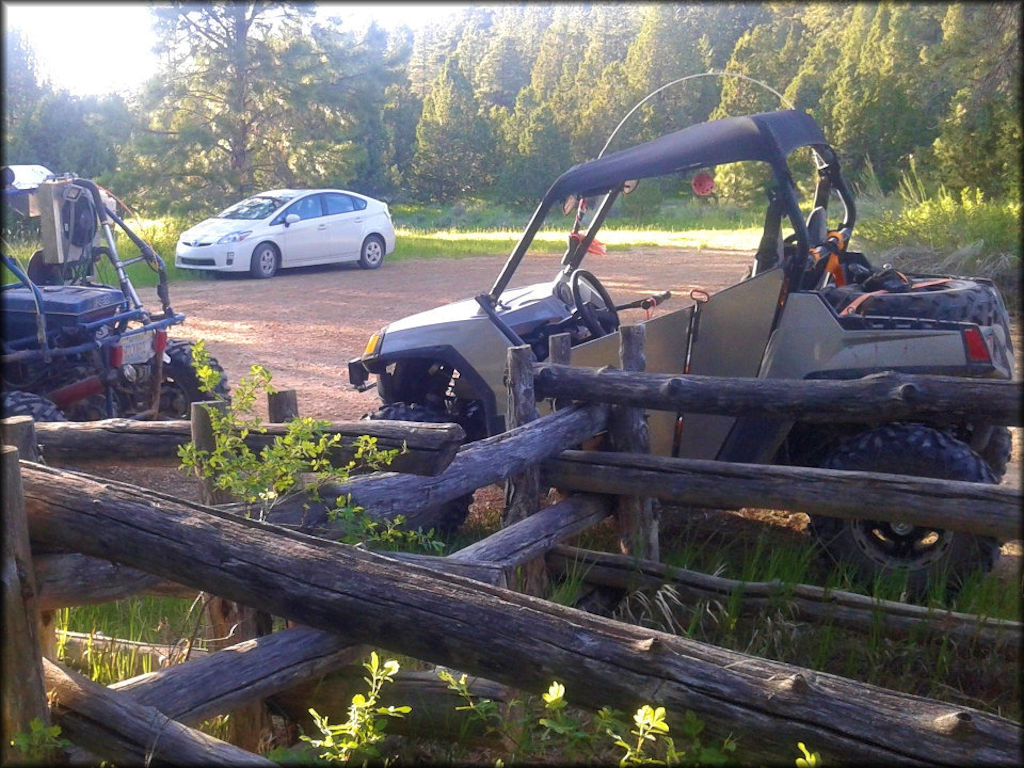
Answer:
[
  {"xmin": 8, "ymin": 717, "xmax": 71, "ymax": 762},
  {"xmin": 179, "ymin": 343, "xmax": 440, "ymax": 553},
  {"xmin": 796, "ymin": 741, "xmax": 821, "ymax": 767},
  {"xmin": 301, "ymin": 652, "xmax": 411, "ymax": 764}
]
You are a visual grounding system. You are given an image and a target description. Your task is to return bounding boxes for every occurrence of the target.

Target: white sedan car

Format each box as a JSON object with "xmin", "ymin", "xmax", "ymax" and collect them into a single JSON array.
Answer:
[{"xmin": 175, "ymin": 189, "xmax": 396, "ymax": 278}]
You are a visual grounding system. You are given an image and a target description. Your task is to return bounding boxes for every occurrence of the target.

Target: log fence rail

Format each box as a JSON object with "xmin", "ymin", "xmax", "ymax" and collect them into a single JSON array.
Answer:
[{"xmin": 3, "ymin": 331, "xmax": 1021, "ymax": 766}]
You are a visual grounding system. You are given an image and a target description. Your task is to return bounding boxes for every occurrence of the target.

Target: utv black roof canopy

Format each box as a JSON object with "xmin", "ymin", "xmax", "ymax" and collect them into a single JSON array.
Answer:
[
  {"xmin": 489, "ymin": 110, "xmax": 834, "ymax": 301},
  {"xmin": 542, "ymin": 110, "xmax": 828, "ymax": 204}
]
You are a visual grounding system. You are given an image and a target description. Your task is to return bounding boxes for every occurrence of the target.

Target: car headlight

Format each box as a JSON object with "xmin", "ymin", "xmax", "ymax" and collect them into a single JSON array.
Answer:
[{"xmin": 217, "ymin": 230, "xmax": 253, "ymax": 244}]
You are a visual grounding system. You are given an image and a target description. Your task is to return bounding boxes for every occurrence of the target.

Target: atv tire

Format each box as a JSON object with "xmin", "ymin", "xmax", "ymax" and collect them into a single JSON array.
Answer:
[
  {"xmin": 366, "ymin": 402, "xmax": 473, "ymax": 534},
  {"xmin": 1, "ymin": 391, "xmax": 66, "ymax": 422},
  {"xmin": 159, "ymin": 340, "xmax": 230, "ymax": 419},
  {"xmin": 976, "ymin": 425, "xmax": 1012, "ymax": 479},
  {"xmin": 808, "ymin": 423, "xmax": 999, "ymax": 597},
  {"xmin": 828, "ymin": 278, "xmax": 1006, "ymax": 326}
]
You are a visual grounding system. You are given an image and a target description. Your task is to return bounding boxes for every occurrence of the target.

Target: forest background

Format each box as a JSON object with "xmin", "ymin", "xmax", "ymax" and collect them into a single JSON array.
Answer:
[{"xmin": 2, "ymin": 2, "xmax": 1020, "ymax": 221}]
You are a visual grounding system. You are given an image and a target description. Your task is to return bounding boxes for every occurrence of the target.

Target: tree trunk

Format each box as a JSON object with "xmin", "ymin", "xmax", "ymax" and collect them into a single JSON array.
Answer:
[{"xmin": 21, "ymin": 462, "xmax": 1021, "ymax": 765}]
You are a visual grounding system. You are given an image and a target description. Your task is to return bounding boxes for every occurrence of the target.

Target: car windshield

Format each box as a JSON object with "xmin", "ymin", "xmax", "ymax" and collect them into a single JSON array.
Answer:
[{"xmin": 218, "ymin": 194, "xmax": 294, "ymax": 220}]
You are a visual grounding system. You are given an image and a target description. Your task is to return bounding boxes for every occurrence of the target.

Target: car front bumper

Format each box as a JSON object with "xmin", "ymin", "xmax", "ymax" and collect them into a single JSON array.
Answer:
[{"xmin": 175, "ymin": 241, "xmax": 250, "ymax": 271}]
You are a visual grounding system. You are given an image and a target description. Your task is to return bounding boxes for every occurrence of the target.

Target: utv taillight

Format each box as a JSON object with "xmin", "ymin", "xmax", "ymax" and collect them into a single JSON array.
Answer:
[
  {"xmin": 109, "ymin": 345, "xmax": 123, "ymax": 368},
  {"xmin": 962, "ymin": 327, "xmax": 991, "ymax": 363}
]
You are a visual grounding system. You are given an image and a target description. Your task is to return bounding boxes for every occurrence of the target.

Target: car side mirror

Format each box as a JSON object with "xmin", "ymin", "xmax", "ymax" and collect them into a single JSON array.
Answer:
[{"xmin": 285, "ymin": 213, "xmax": 300, "ymax": 226}]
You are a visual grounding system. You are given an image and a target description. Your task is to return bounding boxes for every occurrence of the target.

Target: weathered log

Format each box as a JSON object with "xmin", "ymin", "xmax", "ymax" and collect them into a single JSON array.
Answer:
[
  {"xmin": 2, "ymin": 446, "xmax": 51, "ymax": 764},
  {"xmin": 111, "ymin": 626, "xmax": 362, "ymax": 726},
  {"xmin": 548, "ymin": 546, "xmax": 1023, "ymax": 648},
  {"xmin": 267, "ymin": 390, "xmax": 299, "ymax": 423},
  {"xmin": 502, "ymin": 344, "xmax": 547, "ymax": 595},
  {"xmin": 43, "ymin": 657, "xmax": 273, "ymax": 766},
  {"xmin": 274, "ymin": 665, "xmax": 511, "ymax": 744},
  {"xmin": 32, "ymin": 417, "xmax": 464, "ymax": 476},
  {"xmin": 533, "ymin": 365, "xmax": 1024, "ymax": 425},
  {"xmin": 191, "ymin": 401, "xmax": 234, "ymax": 506},
  {"xmin": 543, "ymin": 451, "xmax": 1022, "ymax": 540},
  {"xmin": 30, "ymin": 521, "xmax": 505, "ymax": 610},
  {"xmin": 609, "ymin": 325, "xmax": 658, "ymax": 560},
  {"xmin": 260, "ymin": 403, "xmax": 609, "ymax": 533},
  {"xmin": 57, "ymin": 630, "xmax": 208, "ymax": 676},
  {"xmin": 34, "ymin": 553, "xmax": 195, "ymax": 609},
  {"xmin": 450, "ymin": 494, "xmax": 611, "ymax": 571},
  {"xmin": 2, "ymin": 415, "xmax": 40, "ymax": 461},
  {"xmin": 21, "ymin": 462, "xmax": 1021, "ymax": 765}
]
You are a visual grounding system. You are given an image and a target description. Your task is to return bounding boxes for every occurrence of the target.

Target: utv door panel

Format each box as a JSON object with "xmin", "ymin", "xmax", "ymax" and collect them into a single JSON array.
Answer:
[
  {"xmin": 570, "ymin": 306, "xmax": 693, "ymax": 456},
  {"xmin": 676, "ymin": 268, "xmax": 784, "ymax": 460}
]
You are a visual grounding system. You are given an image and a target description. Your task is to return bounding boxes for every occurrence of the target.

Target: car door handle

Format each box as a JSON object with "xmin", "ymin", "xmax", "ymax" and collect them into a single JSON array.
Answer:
[
  {"xmin": 317, "ymin": 224, "xmax": 327, "ymax": 230},
  {"xmin": 353, "ymin": 217, "xmax": 363, "ymax": 223}
]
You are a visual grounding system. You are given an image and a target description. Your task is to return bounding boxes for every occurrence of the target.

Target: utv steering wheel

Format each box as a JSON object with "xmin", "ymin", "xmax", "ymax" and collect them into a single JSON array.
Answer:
[{"xmin": 571, "ymin": 269, "xmax": 620, "ymax": 338}]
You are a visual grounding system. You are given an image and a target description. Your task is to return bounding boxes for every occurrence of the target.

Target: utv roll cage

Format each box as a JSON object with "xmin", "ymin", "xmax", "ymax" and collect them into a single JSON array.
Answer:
[{"xmin": 486, "ymin": 110, "xmax": 856, "ymax": 303}]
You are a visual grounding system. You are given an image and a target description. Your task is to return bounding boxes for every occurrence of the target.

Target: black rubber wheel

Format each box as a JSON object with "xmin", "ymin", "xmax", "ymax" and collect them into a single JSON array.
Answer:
[
  {"xmin": 829, "ymin": 278, "xmax": 1003, "ymax": 325},
  {"xmin": 1, "ymin": 391, "xmax": 66, "ymax": 422},
  {"xmin": 976, "ymin": 425, "xmax": 1012, "ymax": 479},
  {"xmin": 250, "ymin": 242, "xmax": 280, "ymax": 279},
  {"xmin": 358, "ymin": 235, "xmax": 385, "ymax": 270},
  {"xmin": 159, "ymin": 340, "xmax": 230, "ymax": 418},
  {"xmin": 365, "ymin": 402, "xmax": 472, "ymax": 534},
  {"xmin": 808, "ymin": 423, "xmax": 1000, "ymax": 596}
]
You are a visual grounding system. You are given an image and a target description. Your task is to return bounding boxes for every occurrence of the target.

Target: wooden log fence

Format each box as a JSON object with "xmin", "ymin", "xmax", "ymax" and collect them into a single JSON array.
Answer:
[
  {"xmin": 2, "ymin": 330, "xmax": 1021, "ymax": 764},
  {"xmin": 33, "ymin": 416, "xmax": 464, "ymax": 476},
  {"xmin": 17, "ymin": 464, "xmax": 1022, "ymax": 764}
]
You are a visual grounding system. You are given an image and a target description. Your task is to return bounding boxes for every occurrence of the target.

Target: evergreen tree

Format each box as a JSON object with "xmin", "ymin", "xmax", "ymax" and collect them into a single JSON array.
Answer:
[
  {"xmin": 930, "ymin": 4, "xmax": 1021, "ymax": 196},
  {"xmin": 410, "ymin": 58, "xmax": 493, "ymax": 200}
]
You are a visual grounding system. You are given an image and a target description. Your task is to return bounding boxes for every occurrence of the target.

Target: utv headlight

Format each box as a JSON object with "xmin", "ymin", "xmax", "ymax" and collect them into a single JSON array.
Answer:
[{"xmin": 363, "ymin": 329, "xmax": 384, "ymax": 358}]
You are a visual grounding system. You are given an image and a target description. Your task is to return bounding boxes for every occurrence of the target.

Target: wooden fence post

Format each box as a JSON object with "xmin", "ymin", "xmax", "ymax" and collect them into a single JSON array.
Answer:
[
  {"xmin": 547, "ymin": 332, "xmax": 573, "ymax": 411},
  {"xmin": 610, "ymin": 325, "xmax": 658, "ymax": 561},
  {"xmin": 503, "ymin": 344, "xmax": 548, "ymax": 596},
  {"xmin": 189, "ymin": 401, "xmax": 273, "ymax": 751},
  {"xmin": 2, "ymin": 415, "xmax": 40, "ymax": 462},
  {"xmin": 190, "ymin": 400, "xmax": 233, "ymax": 506},
  {"xmin": 2, "ymin": 446, "xmax": 52, "ymax": 763},
  {"xmin": 1, "ymin": 417, "xmax": 57, "ymax": 663},
  {"xmin": 267, "ymin": 390, "xmax": 299, "ymax": 423}
]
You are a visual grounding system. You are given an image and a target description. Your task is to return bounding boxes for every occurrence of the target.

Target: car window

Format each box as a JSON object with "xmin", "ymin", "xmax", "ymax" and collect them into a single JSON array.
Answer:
[
  {"xmin": 323, "ymin": 193, "xmax": 355, "ymax": 215},
  {"xmin": 219, "ymin": 195, "xmax": 292, "ymax": 220},
  {"xmin": 286, "ymin": 194, "xmax": 324, "ymax": 221}
]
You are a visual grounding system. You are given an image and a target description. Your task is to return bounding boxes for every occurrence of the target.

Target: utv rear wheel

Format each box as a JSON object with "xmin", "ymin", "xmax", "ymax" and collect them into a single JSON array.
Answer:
[
  {"xmin": 159, "ymin": 340, "xmax": 230, "ymax": 418},
  {"xmin": 808, "ymin": 423, "xmax": 999, "ymax": 597},
  {"xmin": 1, "ymin": 391, "xmax": 66, "ymax": 422},
  {"xmin": 250, "ymin": 242, "xmax": 280, "ymax": 279},
  {"xmin": 366, "ymin": 402, "xmax": 472, "ymax": 534}
]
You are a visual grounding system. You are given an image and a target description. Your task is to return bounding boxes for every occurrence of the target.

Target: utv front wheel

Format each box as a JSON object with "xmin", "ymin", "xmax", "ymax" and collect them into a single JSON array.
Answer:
[
  {"xmin": 1, "ymin": 391, "xmax": 66, "ymax": 422},
  {"xmin": 159, "ymin": 340, "xmax": 230, "ymax": 418},
  {"xmin": 808, "ymin": 423, "xmax": 999, "ymax": 596},
  {"xmin": 366, "ymin": 402, "xmax": 472, "ymax": 534}
]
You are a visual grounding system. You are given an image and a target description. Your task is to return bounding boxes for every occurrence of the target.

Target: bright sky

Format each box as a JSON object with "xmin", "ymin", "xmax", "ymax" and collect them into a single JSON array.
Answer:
[{"xmin": 2, "ymin": 2, "xmax": 462, "ymax": 98}]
